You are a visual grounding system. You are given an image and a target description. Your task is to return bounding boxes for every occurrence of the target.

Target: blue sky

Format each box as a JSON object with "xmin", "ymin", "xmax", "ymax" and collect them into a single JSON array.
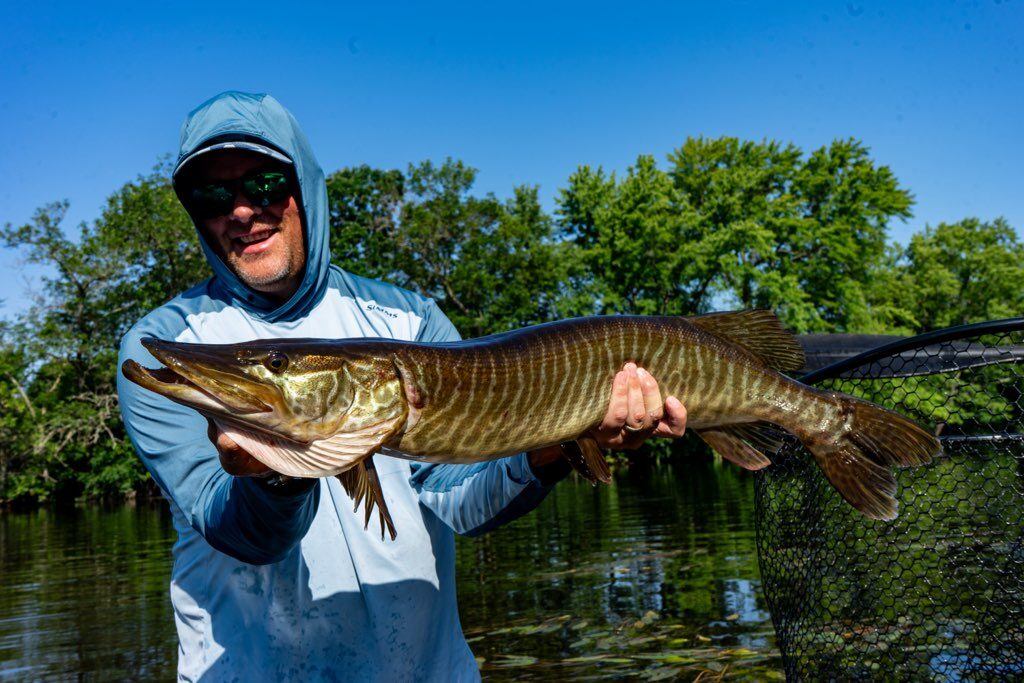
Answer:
[{"xmin": 2, "ymin": 1, "xmax": 1021, "ymax": 319}]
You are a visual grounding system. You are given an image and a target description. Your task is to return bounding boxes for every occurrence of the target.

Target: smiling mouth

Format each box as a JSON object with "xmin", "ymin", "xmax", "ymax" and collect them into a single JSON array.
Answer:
[{"xmin": 235, "ymin": 229, "xmax": 278, "ymax": 245}]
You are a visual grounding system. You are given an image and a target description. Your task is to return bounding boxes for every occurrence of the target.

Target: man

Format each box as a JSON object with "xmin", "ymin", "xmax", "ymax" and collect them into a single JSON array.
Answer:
[{"xmin": 117, "ymin": 91, "xmax": 687, "ymax": 681}]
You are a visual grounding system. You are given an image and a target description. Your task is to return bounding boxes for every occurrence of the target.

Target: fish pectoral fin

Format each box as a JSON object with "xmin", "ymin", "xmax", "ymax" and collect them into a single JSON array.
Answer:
[
  {"xmin": 216, "ymin": 411, "xmax": 408, "ymax": 479},
  {"xmin": 561, "ymin": 435, "xmax": 612, "ymax": 484},
  {"xmin": 336, "ymin": 456, "xmax": 397, "ymax": 541},
  {"xmin": 696, "ymin": 427, "xmax": 773, "ymax": 471}
]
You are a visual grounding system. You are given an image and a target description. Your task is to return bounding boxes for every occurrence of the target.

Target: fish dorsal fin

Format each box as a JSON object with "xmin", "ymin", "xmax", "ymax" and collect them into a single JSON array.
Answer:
[
  {"xmin": 336, "ymin": 456, "xmax": 397, "ymax": 540},
  {"xmin": 214, "ymin": 412, "xmax": 407, "ymax": 478},
  {"xmin": 686, "ymin": 310, "xmax": 805, "ymax": 373}
]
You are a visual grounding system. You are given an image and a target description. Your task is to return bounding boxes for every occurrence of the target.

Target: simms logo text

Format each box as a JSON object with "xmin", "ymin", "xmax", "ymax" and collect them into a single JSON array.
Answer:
[{"xmin": 366, "ymin": 303, "xmax": 398, "ymax": 319}]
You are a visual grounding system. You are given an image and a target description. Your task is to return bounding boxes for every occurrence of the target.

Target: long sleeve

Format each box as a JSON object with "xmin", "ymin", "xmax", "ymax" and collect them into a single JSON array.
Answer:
[
  {"xmin": 410, "ymin": 455, "xmax": 556, "ymax": 536},
  {"xmin": 407, "ymin": 300, "xmax": 567, "ymax": 535},
  {"xmin": 117, "ymin": 330, "xmax": 320, "ymax": 565}
]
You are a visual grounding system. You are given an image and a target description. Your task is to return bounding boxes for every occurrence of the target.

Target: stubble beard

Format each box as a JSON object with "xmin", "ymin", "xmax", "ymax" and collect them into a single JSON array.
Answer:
[
  {"xmin": 230, "ymin": 238, "xmax": 299, "ymax": 289},
  {"xmin": 223, "ymin": 212, "xmax": 305, "ymax": 294}
]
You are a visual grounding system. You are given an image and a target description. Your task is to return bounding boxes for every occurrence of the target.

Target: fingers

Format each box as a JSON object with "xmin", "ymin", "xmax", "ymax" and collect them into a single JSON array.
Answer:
[
  {"xmin": 625, "ymin": 364, "xmax": 646, "ymax": 431},
  {"xmin": 207, "ymin": 418, "xmax": 273, "ymax": 477},
  {"xmin": 599, "ymin": 368, "xmax": 631, "ymax": 432},
  {"xmin": 637, "ymin": 367, "xmax": 664, "ymax": 425},
  {"xmin": 591, "ymin": 363, "xmax": 685, "ymax": 450},
  {"xmin": 654, "ymin": 395, "xmax": 688, "ymax": 437}
]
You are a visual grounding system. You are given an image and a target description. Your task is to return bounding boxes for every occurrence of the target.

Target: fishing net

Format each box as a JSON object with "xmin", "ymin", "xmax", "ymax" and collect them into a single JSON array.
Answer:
[{"xmin": 755, "ymin": 318, "xmax": 1024, "ymax": 682}]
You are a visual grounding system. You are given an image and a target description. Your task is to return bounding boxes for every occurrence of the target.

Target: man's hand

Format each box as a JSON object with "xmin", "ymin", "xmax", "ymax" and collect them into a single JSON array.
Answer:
[
  {"xmin": 207, "ymin": 420, "xmax": 274, "ymax": 477},
  {"xmin": 589, "ymin": 362, "xmax": 687, "ymax": 450},
  {"xmin": 528, "ymin": 363, "xmax": 688, "ymax": 470}
]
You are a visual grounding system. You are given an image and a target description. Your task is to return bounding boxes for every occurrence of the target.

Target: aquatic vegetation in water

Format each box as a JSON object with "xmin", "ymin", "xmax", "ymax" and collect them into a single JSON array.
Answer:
[{"xmin": 465, "ymin": 611, "xmax": 783, "ymax": 680}]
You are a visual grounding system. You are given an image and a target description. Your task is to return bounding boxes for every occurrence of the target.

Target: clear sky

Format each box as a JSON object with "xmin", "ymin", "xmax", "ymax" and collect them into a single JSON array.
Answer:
[{"xmin": 2, "ymin": 1, "xmax": 1021, "ymax": 319}]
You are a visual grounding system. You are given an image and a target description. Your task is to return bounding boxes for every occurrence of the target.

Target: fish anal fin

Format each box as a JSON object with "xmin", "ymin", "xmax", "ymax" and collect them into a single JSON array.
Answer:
[
  {"xmin": 730, "ymin": 422, "xmax": 788, "ymax": 453},
  {"xmin": 561, "ymin": 435, "xmax": 612, "ymax": 484},
  {"xmin": 686, "ymin": 310, "xmax": 805, "ymax": 373},
  {"xmin": 696, "ymin": 427, "xmax": 773, "ymax": 471},
  {"xmin": 335, "ymin": 455, "xmax": 397, "ymax": 540}
]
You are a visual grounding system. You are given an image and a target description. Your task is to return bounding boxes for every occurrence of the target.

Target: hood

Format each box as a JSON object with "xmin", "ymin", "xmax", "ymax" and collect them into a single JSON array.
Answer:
[{"xmin": 172, "ymin": 91, "xmax": 331, "ymax": 322}]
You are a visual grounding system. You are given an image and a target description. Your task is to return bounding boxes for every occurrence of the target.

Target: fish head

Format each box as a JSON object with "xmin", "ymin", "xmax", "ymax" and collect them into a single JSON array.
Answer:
[{"xmin": 122, "ymin": 338, "xmax": 406, "ymax": 444}]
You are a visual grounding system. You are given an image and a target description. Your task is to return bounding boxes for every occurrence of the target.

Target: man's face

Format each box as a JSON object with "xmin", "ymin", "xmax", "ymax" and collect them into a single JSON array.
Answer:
[{"xmin": 185, "ymin": 149, "xmax": 306, "ymax": 303}]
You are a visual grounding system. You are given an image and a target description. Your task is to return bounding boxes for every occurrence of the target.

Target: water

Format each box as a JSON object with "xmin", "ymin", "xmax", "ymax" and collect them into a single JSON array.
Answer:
[{"xmin": 0, "ymin": 459, "xmax": 782, "ymax": 680}]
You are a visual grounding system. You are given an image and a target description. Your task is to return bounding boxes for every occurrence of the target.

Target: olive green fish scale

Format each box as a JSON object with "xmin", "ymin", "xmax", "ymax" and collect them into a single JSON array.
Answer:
[
  {"xmin": 501, "ymin": 339, "xmax": 532, "ymax": 448},
  {"xmin": 416, "ymin": 349, "xmax": 462, "ymax": 451},
  {"xmin": 422, "ymin": 348, "xmax": 466, "ymax": 448},
  {"xmin": 361, "ymin": 316, "xmax": 792, "ymax": 460},
  {"xmin": 455, "ymin": 350, "xmax": 482, "ymax": 453},
  {"xmin": 555, "ymin": 330, "xmax": 584, "ymax": 433},
  {"xmin": 691, "ymin": 344, "xmax": 710, "ymax": 413},
  {"xmin": 469, "ymin": 345, "xmax": 500, "ymax": 453},
  {"xmin": 535, "ymin": 331, "xmax": 572, "ymax": 439},
  {"xmin": 467, "ymin": 343, "xmax": 510, "ymax": 453},
  {"xmin": 544, "ymin": 331, "xmax": 570, "ymax": 427}
]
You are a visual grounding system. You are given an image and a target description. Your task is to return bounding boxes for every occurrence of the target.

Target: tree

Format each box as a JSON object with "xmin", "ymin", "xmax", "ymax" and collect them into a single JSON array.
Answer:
[
  {"xmin": 325, "ymin": 165, "xmax": 404, "ymax": 280},
  {"xmin": 327, "ymin": 159, "xmax": 565, "ymax": 337},
  {"xmin": 668, "ymin": 137, "xmax": 913, "ymax": 332},
  {"xmin": 557, "ymin": 138, "xmax": 914, "ymax": 332},
  {"xmin": 0, "ymin": 163, "xmax": 204, "ymax": 501},
  {"xmin": 884, "ymin": 218, "xmax": 1024, "ymax": 332},
  {"xmin": 557, "ymin": 156, "xmax": 703, "ymax": 316},
  {"xmin": 0, "ymin": 325, "xmax": 40, "ymax": 501}
]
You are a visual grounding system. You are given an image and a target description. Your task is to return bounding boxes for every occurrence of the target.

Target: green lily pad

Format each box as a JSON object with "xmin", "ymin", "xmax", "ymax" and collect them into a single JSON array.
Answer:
[{"xmin": 492, "ymin": 654, "xmax": 539, "ymax": 667}]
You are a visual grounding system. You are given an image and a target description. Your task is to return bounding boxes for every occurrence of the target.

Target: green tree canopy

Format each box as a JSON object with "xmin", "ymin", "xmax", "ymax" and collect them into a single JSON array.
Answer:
[
  {"xmin": 2, "ymin": 140, "xmax": 1017, "ymax": 504},
  {"xmin": 326, "ymin": 165, "xmax": 404, "ymax": 280},
  {"xmin": 559, "ymin": 137, "xmax": 915, "ymax": 332},
  {"xmin": 884, "ymin": 218, "xmax": 1024, "ymax": 332},
  {"xmin": 328, "ymin": 159, "xmax": 564, "ymax": 337},
  {"xmin": 0, "ymin": 164, "xmax": 200, "ymax": 501}
]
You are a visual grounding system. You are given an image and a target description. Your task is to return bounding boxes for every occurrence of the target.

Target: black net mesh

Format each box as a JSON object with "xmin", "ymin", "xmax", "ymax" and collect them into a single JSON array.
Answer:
[{"xmin": 755, "ymin": 320, "xmax": 1024, "ymax": 682}]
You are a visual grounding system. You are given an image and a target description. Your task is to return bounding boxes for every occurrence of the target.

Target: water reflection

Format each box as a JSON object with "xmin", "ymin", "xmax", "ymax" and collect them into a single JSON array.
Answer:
[
  {"xmin": 457, "ymin": 458, "xmax": 781, "ymax": 678},
  {"xmin": 0, "ymin": 504, "xmax": 177, "ymax": 680},
  {"xmin": 0, "ymin": 457, "xmax": 781, "ymax": 680}
]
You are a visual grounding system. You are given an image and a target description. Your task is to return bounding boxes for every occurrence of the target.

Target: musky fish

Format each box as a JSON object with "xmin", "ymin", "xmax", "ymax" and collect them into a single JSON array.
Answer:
[{"xmin": 121, "ymin": 311, "xmax": 939, "ymax": 538}]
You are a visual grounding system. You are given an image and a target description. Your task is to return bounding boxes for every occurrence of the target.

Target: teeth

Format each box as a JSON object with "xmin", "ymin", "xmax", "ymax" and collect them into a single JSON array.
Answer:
[{"xmin": 238, "ymin": 231, "xmax": 274, "ymax": 244}]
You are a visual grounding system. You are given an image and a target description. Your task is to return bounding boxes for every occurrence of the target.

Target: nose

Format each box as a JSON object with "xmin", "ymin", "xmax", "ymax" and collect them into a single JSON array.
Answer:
[{"xmin": 227, "ymin": 189, "xmax": 261, "ymax": 223}]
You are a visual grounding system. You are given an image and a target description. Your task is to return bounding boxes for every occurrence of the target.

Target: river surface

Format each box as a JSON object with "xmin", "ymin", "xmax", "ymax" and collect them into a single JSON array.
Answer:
[{"xmin": 0, "ymin": 459, "xmax": 782, "ymax": 680}]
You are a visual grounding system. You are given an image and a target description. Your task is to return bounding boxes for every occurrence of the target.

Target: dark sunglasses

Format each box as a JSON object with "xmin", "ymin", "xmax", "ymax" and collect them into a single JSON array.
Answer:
[{"xmin": 187, "ymin": 170, "xmax": 293, "ymax": 219}]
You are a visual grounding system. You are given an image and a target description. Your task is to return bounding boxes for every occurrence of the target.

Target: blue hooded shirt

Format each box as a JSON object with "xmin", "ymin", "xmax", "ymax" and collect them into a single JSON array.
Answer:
[{"xmin": 117, "ymin": 92, "xmax": 558, "ymax": 682}]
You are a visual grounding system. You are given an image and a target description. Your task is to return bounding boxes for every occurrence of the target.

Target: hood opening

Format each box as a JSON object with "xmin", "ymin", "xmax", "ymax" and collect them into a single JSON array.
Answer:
[{"xmin": 172, "ymin": 91, "xmax": 332, "ymax": 323}]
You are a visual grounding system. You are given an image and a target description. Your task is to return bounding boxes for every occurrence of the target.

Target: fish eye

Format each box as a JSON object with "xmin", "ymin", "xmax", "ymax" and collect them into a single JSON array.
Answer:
[{"xmin": 264, "ymin": 351, "xmax": 289, "ymax": 373}]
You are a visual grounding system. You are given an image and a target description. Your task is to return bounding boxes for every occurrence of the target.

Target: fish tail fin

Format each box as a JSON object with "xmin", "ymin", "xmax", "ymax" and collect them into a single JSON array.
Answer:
[
  {"xmin": 561, "ymin": 435, "xmax": 613, "ymax": 484},
  {"xmin": 336, "ymin": 456, "xmax": 397, "ymax": 540},
  {"xmin": 805, "ymin": 395, "xmax": 939, "ymax": 520}
]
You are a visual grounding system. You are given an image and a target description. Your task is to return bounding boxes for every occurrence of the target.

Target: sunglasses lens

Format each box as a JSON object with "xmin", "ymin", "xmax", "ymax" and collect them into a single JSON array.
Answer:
[
  {"xmin": 187, "ymin": 171, "xmax": 292, "ymax": 218},
  {"xmin": 242, "ymin": 172, "xmax": 291, "ymax": 207},
  {"xmin": 190, "ymin": 183, "xmax": 235, "ymax": 219}
]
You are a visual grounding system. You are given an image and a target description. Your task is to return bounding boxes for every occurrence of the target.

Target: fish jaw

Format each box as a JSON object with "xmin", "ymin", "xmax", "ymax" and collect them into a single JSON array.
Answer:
[{"xmin": 124, "ymin": 338, "xmax": 277, "ymax": 416}]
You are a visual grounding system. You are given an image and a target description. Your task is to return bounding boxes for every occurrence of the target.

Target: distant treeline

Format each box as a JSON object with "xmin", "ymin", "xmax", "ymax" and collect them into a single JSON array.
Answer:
[{"xmin": 1, "ymin": 137, "xmax": 1021, "ymax": 504}]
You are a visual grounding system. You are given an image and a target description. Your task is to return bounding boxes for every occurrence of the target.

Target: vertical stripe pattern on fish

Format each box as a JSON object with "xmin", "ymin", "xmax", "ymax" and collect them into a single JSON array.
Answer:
[{"xmin": 122, "ymin": 310, "xmax": 939, "ymax": 537}]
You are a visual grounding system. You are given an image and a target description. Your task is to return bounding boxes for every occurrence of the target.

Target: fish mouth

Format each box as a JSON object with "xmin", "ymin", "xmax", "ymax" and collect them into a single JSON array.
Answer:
[{"xmin": 121, "ymin": 338, "xmax": 274, "ymax": 416}]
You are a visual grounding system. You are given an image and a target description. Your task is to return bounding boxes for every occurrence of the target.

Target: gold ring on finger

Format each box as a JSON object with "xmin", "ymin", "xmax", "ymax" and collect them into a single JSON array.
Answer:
[{"xmin": 624, "ymin": 424, "xmax": 645, "ymax": 433}]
